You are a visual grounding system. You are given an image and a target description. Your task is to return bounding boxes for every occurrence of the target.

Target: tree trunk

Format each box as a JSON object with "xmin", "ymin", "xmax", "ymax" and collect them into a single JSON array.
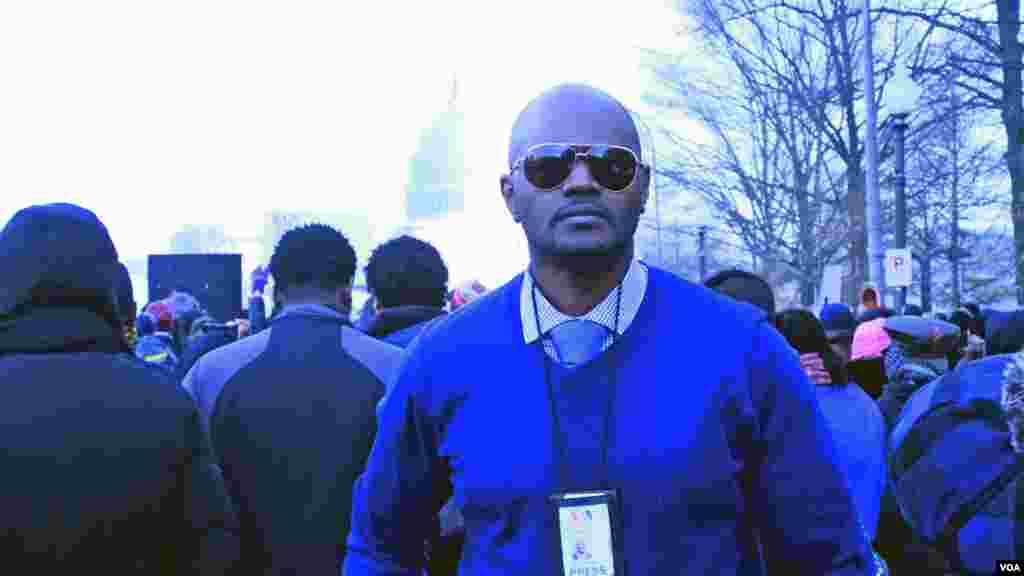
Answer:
[
  {"xmin": 797, "ymin": 174, "xmax": 816, "ymax": 307},
  {"xmin": 846, "ymin": 164, "xmax": 868, "ymax": 306},
  {"xmin": 920, "ymin": 256, "xmax": 933, "ymax": 312},
  {"xmin": 997, "ymin": 0, "xmax": 1024, "ymax": 304},
  {"xmin": 801, "ymin": 277, "xmax": 816, "ymax": 307}
]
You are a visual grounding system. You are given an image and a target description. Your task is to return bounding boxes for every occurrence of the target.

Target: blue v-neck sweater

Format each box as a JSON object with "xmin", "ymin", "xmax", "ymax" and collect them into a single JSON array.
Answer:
[{"xmin": 345, "ymin": 268, "xmax": 873, "ymax": 575}]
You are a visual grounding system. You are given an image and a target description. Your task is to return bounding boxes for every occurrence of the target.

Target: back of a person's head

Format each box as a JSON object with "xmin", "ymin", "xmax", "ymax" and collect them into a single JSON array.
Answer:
[
  {"xmin": 175, "ymin": 307, "xmax": 202, "ymax": 345},
  {"xmin": 136, "ymin": 312, "xmax": 157, "ymax": 337},
  {"xmin": 959, "ymin": 303, "xmax": 986, "ymax": 338},
  {"xmin": 775, "ymin": 309, "xmax": 827, "ymax": 356},
  {"xmin": 704, "ymin": 268, "xmax": 776, "ymax": 317},
  {"xmin": 115, "ymin": 262, "xmax": 136, "ymax": 325},
  {"xmin": 365, "ymin": 235, "xmax": 448, "ymax": 309},
  {"xmin": 270, "ymin": 224, "xmax": 357, "ymax": 296},
  {"xmin": 776, "ymin": 308, "xmax": 847, "ymax": 385},
  {"xmin": 145, "ymin": 301, "xmax": 174, "ymax": 333},
  {"xmin": 949, "ymin": 309, "xmax": 974, "ymax": 349},
  {"xmin": 166, "ymin": 290, "xmax": 201, "ymax": 320},
  {"xmin": 820, "ymin": 303, "xmax": 856, "ymax": 339},
  {"xmin": 847, "ymin": 318, "xmax": 891, "ymax": 397},
  {"xmin": 0, "ymin": 203, "xmax": 121, "ymax": 329}
]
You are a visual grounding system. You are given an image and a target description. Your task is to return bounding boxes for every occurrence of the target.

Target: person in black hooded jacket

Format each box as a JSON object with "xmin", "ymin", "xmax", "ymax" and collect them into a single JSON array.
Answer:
[
  {"xmin": 363, "ymin": 235, "xmax": 450, "ymax": 348},
  {"xmin": 0, "ymin": 203, "xmax": 238, "ymax": 575}
]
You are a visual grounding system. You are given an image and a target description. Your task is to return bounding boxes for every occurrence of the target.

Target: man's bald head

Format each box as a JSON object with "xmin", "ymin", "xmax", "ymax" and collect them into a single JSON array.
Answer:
[{"xmin": 508, "ymin": 84, "xmax": 643, "ymax": 168}]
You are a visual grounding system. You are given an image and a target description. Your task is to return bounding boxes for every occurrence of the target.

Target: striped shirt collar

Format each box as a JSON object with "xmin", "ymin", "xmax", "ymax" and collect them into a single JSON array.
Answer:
[{"xmin": 521, "ymin": 257, "xmax": 648, "ymax": 344}]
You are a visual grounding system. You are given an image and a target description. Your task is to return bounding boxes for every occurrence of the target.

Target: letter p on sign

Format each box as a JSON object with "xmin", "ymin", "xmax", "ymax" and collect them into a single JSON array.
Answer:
[{"xmin": 885, "ymin": 248, "xmax": 912, "ymax": 288}]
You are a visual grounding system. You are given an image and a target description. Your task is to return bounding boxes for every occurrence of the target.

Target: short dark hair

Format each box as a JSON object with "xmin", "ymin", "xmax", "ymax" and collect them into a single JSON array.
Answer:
[
  {"xmin": 269, "ymin": 224, "xmax": 357, "ymax": 294},
  {"xmin": 704, "ymin": 269, "xmax": 776, "ymax": 317},
  {"xmin": 962, "ymin": 302, "xmax": 985, "ymax": 336},
  {"xmin": 775, "ymin": 308, "xmax": 848, "ymax": 385},
  {"xmin": 366, "ymin": 235, "xmax": 449, "ymax": 309}
]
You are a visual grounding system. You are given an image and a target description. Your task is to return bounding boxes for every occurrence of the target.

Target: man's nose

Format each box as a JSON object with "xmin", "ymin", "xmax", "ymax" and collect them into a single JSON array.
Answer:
[{"xmin": 562, "ymin": 159, "xmax": 600, "ymax": 195}]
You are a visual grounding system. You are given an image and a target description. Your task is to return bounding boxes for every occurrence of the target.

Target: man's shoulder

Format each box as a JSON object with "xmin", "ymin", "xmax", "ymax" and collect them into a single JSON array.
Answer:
[
  {"xmin": 342, "ymin": 325, "xmax": 403, "ymax": 385},
  {"xmin": 3, "ymin": 351, "xmax": 195, "ymax": 410},
  {"xmin": 191, "ymin": 328, "xmax": 271, "ymax": 383},
  {"xmin": 343, "ymin": 325, "xmax": 402, "ymax": 359},
  {"xmin": 415, "ymin": 275, "xmax": 520, "ymax": 346}
]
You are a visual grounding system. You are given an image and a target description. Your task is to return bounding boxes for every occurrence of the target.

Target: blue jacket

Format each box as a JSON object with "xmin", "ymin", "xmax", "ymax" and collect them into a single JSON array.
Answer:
[
  {"xmin": 364, "ymin": 305, "xmax": 447, "ymax": 349},
  {"xmin": 816, "ymin": 383, "xmax": 887, "ymax": 540},
  {"xmin": 889, "ymin": 355, "xmax": 1023, "ymax": 574},
  {"xmin": 0, "ymin": 308, "xmax": 238, "ymax": 574},
  {"xmin": 183, "ymin": 304, "xmax": 403, "ymax": 574},
  {"xmin": 344, "ymin": 268, "xmax": 874, "ymax": 575}
]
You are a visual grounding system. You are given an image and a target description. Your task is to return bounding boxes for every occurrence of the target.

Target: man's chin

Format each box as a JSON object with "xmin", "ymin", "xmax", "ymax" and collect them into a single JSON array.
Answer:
[{"xmin": 551, "ymin": 243, "xmax": 627, "ymax": 272}]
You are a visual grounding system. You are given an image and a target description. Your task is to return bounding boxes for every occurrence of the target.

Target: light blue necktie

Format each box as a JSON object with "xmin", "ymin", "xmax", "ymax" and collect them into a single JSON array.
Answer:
[{"xmin": 547, "ymin": 319, "xmax": 610, "ymax": 368}]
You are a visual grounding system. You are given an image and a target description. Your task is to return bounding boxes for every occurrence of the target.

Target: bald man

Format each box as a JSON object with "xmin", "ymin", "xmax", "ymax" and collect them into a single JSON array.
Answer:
[{"xmin": 344, "ymin": 84, "xmax": 875, "ymax": 575}]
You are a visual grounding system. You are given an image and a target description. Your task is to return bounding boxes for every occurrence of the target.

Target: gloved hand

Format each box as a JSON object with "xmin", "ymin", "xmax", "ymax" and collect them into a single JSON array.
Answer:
[
  {"xmin": 250, "ymin": 265, "xmax": 269, "ymax": 295},
  {"xmin": 800, "ymin": 352, "xmax": 832, "ymax": 385}
]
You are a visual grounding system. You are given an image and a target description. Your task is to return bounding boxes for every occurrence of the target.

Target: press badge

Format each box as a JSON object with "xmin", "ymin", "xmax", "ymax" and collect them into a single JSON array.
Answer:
[{"xmin": 550, "ymin": 490, "xmax": 623, "ymax": 576}]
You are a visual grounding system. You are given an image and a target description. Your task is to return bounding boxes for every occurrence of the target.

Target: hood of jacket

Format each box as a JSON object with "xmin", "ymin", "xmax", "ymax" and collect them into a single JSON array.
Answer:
[
  {"xmin": 0, "ymin": 307, "xmax": 127, "ymax": 355},
  {"xmin": 365, "ymin": 305, "xmax": 446, "ymax": 339},
  {"xmin": 986, "ymin": 309, "xmax": 1024, "ymax": 356},
  {"xmin": 0, "ymin": 203, "xmax": 126, "ymax": 342}
]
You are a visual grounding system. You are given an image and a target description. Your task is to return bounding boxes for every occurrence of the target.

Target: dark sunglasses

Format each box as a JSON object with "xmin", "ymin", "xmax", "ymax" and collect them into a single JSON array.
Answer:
[{"xmin": 510, "ymin": 143, "xmax": 648, "ymax": 192}]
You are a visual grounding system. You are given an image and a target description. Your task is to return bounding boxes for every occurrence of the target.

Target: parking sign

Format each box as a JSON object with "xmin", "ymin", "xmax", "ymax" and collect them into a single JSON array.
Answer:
[{"xmin": 885, "ymin": 248, "xmax": 913, "ymax": 288}]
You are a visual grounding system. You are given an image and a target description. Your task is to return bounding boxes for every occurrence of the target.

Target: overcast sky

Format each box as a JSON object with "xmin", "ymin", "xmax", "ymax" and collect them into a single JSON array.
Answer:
[{"xmin": 0, "ymin": 1, "xmax": 686, "ymax": 295}]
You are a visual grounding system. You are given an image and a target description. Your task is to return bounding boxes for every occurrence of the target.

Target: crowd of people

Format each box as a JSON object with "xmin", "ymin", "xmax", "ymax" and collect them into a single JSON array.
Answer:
[{"xmin": 1, "ymin": 83, "xmax": 1022, "ymax": 575}]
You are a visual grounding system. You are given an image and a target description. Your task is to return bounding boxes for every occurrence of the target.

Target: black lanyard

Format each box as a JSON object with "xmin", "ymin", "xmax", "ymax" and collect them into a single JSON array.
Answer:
[{"xmin": 530, "ymin": 279, "xmax": 623, "ymax": 491}]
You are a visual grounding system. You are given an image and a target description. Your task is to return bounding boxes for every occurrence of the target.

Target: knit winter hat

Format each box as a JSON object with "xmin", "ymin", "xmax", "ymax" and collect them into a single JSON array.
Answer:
[
  {"xmin": 851, "ymin": 318, "xmax": 891, "ymax": 362},
  {"xmin": 145, "ymin": 301, "xmax": 174, "ymax": 332},
  {"xmin": 820, "ymin": 303, "xmax": 855, "ymax": 339}
]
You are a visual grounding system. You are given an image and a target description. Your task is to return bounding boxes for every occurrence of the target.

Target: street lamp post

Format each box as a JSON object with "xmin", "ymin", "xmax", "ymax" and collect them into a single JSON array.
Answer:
[{"xmin": 882, "ymin": 62, "xmax": 922, "ymax": 311}]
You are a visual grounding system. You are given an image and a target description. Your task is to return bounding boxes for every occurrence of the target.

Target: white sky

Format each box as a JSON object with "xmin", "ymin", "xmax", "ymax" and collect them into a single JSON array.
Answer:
[{"xmin": 0, "ymin": 0, "xmax": 686, "ymax": 293}]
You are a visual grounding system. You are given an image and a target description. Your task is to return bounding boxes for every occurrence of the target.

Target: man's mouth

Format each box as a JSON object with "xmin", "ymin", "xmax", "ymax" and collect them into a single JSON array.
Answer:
[{"xmin": 555, "ymin": 207, "xmax": 608, "ymax": 223}]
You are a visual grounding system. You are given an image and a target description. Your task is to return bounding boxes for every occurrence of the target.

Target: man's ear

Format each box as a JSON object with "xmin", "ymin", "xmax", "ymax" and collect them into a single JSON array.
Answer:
[
  {"xmin": 638, "ymin": 167, "xmax": 651, "ymax": 214},
  {"xmin": 501, "ymin": 175, "xmax": 520, "ymax": 222},
  {"xmin": 336, "ymin": 285, "xmax": 353, "ymax": 314}
]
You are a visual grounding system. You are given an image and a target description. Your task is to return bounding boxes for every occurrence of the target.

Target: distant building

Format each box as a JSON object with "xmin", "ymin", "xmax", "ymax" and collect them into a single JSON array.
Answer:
[{"xmin": 405, "ymin": 76, "xmax": 465, "ymax": 223}]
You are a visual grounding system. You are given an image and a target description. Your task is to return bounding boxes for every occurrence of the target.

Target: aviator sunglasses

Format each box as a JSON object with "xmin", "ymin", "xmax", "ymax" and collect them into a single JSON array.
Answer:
[{"xmin": 511, "ymin": 143, "xmax": 649, "ymax": 192}]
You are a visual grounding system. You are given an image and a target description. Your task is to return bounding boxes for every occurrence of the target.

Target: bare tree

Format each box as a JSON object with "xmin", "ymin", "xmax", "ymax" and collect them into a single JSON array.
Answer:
[
  {"xmin": 648, "ymin": 0, "xmax": 901, "ymax": 305},
  {"xmin": 892, "ymin": 79, "xmax": 1008, "ymax": 309},
  {"xmin": 875, "ymin": 0, "xmax": 1024, "ymax": 302}
]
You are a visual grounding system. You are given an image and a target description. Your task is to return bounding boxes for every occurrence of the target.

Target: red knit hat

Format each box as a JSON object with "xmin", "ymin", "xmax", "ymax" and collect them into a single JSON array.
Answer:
[
  {"xmin": 145, "ymin": 301, "xmax": 174, "ymax": 332},
  {"xmin": 451, "ymin": 280, "xmax": 487, "ymax": 310}
]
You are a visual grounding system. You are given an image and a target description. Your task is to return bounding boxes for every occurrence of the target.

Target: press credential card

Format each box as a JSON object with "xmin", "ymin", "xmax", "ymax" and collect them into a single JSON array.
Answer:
[{"xmin": 558, "ymin": 502, "xmax": 615, "ymax": 576}]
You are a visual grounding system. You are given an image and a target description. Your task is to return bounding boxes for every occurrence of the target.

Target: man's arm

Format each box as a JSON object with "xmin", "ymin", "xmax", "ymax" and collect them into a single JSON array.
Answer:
[
  {"xmin": 747, "ymin": 320, "xmax": 877, "ymax": 575},
  {"xmin": 344, "ymin": 342, "xmax": 449, "ymax": 576},
  {"xmin": 164, "ymin": 402, "xmax": 239, "ymax": 575}
]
